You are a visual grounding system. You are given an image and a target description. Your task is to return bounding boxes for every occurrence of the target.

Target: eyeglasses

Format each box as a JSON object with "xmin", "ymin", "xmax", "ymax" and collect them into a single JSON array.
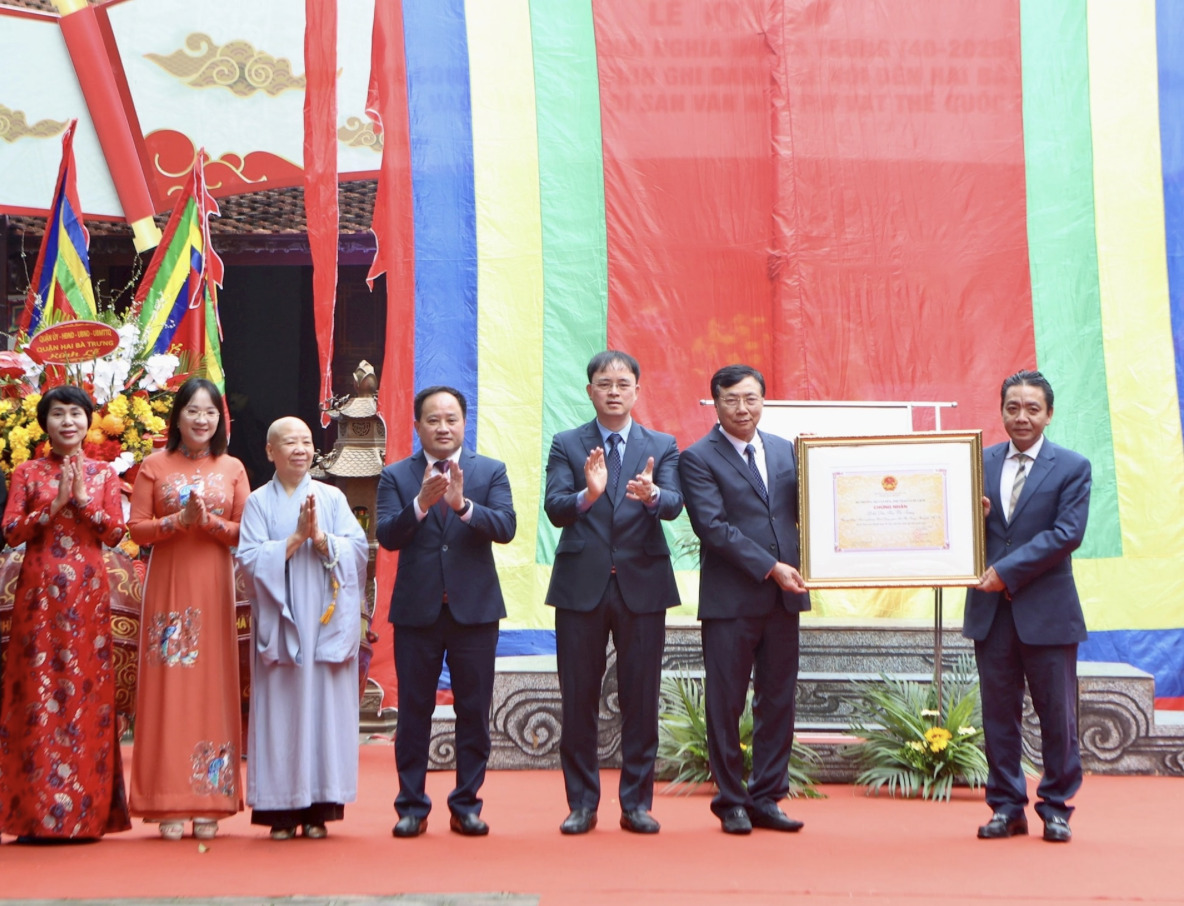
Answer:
[
  {"xmin": 717, "ymin": 395, "xmax": 763, "ymax": 410},
  {"xmin": 183, "ymin": 408, "xmax": 220, "ymax": 419},
  {"xmin": 592, "ymin": 380, "xmax": 636, "ymax": 392}
]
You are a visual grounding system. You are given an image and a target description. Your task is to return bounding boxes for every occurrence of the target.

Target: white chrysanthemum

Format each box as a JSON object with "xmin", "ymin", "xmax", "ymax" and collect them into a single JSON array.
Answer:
[{"xmin": 140, "ymin": 353, "xmax": 180, "ymax": 391}]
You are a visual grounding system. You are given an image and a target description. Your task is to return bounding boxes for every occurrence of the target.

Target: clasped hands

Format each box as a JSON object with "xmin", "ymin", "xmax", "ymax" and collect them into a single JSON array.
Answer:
[
  {"xmin": 583, "ymin": 448, "xmax": 658, "ymax": 505},
  {"xmin": 288, "ymin": 493, "xmax": 329, "ymax": 558},
  {"xmin": 50, "ymin": 451, "xmax": 90, "ymax": 517},
  {"xmin": 177, "ymin": 486, "xmax": 209, "ymax": 529},
  {"xmin": 418, "ymin": 460, "xmax": 466, "ymax": 513}
]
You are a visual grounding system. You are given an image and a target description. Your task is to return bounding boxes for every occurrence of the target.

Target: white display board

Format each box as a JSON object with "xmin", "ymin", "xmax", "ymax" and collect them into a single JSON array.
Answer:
[{"xmin": 703, "ymin": 400, "xmax": 958, "ymax": 443}]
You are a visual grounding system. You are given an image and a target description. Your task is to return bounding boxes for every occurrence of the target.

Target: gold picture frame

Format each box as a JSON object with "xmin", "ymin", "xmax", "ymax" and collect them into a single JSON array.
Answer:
[{"xmin": 797, "ymin": 431, "xmax": 985, "ymax": 588}]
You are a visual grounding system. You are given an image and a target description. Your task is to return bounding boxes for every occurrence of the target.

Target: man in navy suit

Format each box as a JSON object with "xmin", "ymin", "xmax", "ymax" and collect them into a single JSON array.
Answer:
[
  {"xmin": 544, "ymin": 350, "xmax": 683, "ymax": 835},
  {"xmin": 376, "ymin": 386, "xmax": 516, "ymax": 838},
  {"xmin": 679, "ymin": 364, "xmax": 809, "ymax": 835},
  {"xmin": 965, "ymin": 369, "xmax": 1090, "ymax": 844}
]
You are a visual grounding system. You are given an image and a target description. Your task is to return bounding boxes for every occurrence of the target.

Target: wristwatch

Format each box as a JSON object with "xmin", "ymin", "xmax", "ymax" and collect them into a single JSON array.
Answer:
[{"xmin": 457, "ymin": 499, "xmax": 472, "ymax": 517}]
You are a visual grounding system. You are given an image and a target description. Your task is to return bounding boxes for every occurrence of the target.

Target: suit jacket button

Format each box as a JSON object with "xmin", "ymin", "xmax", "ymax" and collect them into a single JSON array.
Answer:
[{"xmin": 442, "ymin": 544, "xmax": 449, "ymax": 552}]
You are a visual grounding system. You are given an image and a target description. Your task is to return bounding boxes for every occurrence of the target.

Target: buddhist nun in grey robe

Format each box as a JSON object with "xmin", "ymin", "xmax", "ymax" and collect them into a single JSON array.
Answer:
[{"xmin": 237, "ymin": 417, "xmax": 368, "ymax": 839}]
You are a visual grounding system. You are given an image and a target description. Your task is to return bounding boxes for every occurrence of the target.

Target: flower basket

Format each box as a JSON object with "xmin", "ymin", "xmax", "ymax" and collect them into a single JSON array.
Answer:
[
  {"xmin": 845, "ymin": 653, "xmax": 989, "ymax": 801},
  {"xmin": 0, "ymin": 310, "xmax": 180, "ymax": 477}
]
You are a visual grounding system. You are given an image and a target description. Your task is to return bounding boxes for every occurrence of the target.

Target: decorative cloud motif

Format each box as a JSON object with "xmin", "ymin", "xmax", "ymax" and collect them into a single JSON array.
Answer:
[
  {"xmin": 145, "ymin": 129, "xmax": 303, "ymax": 199},
  {"xmin": 337, "ymin": 116, "xmax": 383, "ymax": 152},
  {"xmin": 145, "ymin": 33, "xmax": 305, "ymax": 97},
  {"xmin": 0, "ymin": 105, "xmax": 68, "ymax": 144}
]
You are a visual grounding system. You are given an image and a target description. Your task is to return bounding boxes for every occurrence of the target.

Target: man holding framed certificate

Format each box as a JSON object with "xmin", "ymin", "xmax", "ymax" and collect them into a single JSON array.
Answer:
[
  {"xmin": 965, "ymin": 370, "xmax": 1091, "ymax": 844},
  {"xmin": 679, "ymin": 363, "xmax": 809, "ymax": 836}
]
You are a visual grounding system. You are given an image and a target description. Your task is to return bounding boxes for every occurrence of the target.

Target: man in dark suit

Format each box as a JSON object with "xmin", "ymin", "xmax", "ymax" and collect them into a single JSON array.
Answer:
[
  {"xmin": 965, "ymin": 369, "xmax": 1090, "ymax": 844},
  {"xmin": 376, "ymin": 385, "xmax": 516, "ymax": 838},
  {"xmin": 678, "ymin": 364, "xmax": 809, "ymax": 835},
  {"xmin": 544, "ymin": 350, "xmax": 683, "ymax": 835}
]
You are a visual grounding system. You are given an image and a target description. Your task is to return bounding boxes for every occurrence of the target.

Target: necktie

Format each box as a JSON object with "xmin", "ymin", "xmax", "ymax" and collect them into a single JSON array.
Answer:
[
  {"xmin": 1008, "ymin": 453, "xmax": 1029, "ymax": 521},
  {"xmin": 745, "ymin": 443, "xmax": 768, "ymax": 503},
  {"xmin": 607, "ymin": 433, "xmax": 623, "ymax": 494}
]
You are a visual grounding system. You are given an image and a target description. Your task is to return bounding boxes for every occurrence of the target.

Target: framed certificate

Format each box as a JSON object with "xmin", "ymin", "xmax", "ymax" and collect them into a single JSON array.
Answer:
[{"xmin": 797, "ymin": 431, "xmax": 985, "ymax": 588}]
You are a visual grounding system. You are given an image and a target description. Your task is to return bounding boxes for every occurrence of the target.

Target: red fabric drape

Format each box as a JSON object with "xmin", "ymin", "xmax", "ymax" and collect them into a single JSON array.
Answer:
[
  {"xmin": 365, "ymin": 0, "xmax": 416, "ymax": 702},
  {"xmin": 304, "ymin": 0, "xmax": 339, "ymax": 426},
  {"xmin": 593, "ymin": 0, "xmax": 1032, "ymax": 445}
]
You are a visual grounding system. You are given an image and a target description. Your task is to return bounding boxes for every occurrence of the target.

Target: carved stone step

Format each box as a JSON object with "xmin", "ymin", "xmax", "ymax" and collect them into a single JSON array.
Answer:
[{"xmin": 392, "ymin": 623, "xmax": 1184, "ymax": 780}]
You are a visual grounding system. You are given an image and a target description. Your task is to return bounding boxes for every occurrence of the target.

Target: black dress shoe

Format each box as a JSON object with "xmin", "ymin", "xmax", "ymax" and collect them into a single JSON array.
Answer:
[
  {"xmin": 559, "ymin": 808, "xmax": 597, "ymax": 835},
  {"xmin": 449, "ymin": 812, "xmax": 489, "ymax": 836},
  {"xmin": 977, "ymin": 812, "xmax": 1028, "ymax": 839},
  {"xmin": 392, "ymin": 814, "xmax": 428, "ymax": 838},
  {"xmin": 1042, "ymin": 815, "xmax": 1072, "ymax": 843},
  {"xmin": 719, "ymin": 806, "xmax": 752, "ymax": 835},
  {"xmin": 619, "ymin": 809, "xmax": 660, "ymax": 834},
  {"xmin": 748, "ymin": 804, "xmax": 804, "ymax": 832}
]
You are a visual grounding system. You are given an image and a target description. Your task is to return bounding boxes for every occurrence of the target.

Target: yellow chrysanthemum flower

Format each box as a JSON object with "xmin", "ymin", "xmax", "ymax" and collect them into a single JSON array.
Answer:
[
  {"xmin": 148, "ymin": 414, "xmax": 167, "ymax": 433},
  {"xmin": 21, "ymin": 394, "xmax": 40, "ymax": 416},
  {"xmin": 0, "ymin": 399, "xmax": 12, "ymax": 414},
  {"xmin": 924, "ymin": 727, "xmax": 952, "ymax": 753},
  {"xmin": 101, "ymin": 414, "xmax": 125, "ymax": 436},
  {"xmin": 86, "ymin": 427, "xmax": 105, "ymax": 445},
  {"xmin": 27, "ymin": 422, "xmax": 44, "ymax": 441},
  {"xmin": 107, "ymin": 395, "xmax": 130, "ymax": 419},
  {"xmin": 122, "ymin": 428, "xmax": 141, "ymax": 448},
  {"xmin": 131, "ymin": 396, "xmax": 152, "ymax": 421},
  {"xmin": 9, "ymin": 426, "xmax": 29, "ymax": 447},
  {"xmin": 11, "ymin": 444, "xmax": 29, "ymax": 466}
]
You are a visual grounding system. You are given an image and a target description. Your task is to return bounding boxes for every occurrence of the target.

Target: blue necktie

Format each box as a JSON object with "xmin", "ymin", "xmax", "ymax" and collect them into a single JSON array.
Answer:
[
  {"xmin": 607, "ymin": 433, "xmax": 623, "ymax": 494},
  {"xmin": 745, "ymin": 443, "xmax": 768, "ymax": 503}
]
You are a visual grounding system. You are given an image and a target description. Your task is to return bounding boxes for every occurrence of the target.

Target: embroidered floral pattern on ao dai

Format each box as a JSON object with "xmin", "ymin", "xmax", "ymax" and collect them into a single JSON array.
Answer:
[{"xmin": 0, "ymin": 453, "xmax": 131, "ymax": 838}]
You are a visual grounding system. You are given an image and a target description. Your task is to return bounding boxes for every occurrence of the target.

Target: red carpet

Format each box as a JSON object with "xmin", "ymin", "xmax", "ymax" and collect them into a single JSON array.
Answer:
[{"xmin": 1, "ymin": 743, "xmax": 1180, "ymax": 905}]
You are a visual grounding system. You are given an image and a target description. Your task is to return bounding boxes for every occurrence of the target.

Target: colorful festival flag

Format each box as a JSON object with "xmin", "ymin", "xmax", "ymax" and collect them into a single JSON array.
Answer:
[
  {"xmin": 21, "ymin": 119, "xmax": 97, "ymax": 335},
  {"xmin": 133, "ymin": 154, "xmax": 225, "ymax": 390}
]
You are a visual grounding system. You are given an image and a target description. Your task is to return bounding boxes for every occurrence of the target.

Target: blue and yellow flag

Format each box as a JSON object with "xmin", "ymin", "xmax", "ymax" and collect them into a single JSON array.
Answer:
[
  {"xmin": 133, "ymin": 154, "xmax": 225, "ymax": 390},
  {"xmin": 21, "ymin": 120, "xmax": 96, "ymax": 335}
]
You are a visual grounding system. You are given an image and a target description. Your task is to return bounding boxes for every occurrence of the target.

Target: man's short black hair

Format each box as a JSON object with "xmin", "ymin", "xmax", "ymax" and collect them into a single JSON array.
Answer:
[
  {"xmin": 586, "ymin": 350, "xmax": 640, "ymax": 383},
  {"xmin": 1000, "ymin": 369, "xmax": 1054, "ymax": 410},
  {"xmin": 414, "ymin": 385, "xmax": 467, "ymax": 421},
  {"xmin": 710, "ymin": 364, "xmax": 766, "ymax": 401}
]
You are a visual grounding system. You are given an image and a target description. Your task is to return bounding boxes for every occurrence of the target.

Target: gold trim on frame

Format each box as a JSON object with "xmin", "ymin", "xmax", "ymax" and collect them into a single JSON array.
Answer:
[{"xmin": 797, "ymin": 431, "xmax": 985, "ymax": 589}]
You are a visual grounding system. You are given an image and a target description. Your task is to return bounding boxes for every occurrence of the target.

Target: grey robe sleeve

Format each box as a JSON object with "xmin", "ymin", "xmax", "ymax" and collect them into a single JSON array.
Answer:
[
  {"xmin": 311, "ymin": 482, "xmax": 369, "ymax": 664},
  {"xmin": 237, "ymin": 491, "xmax": 302, "ymax": 666}
]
